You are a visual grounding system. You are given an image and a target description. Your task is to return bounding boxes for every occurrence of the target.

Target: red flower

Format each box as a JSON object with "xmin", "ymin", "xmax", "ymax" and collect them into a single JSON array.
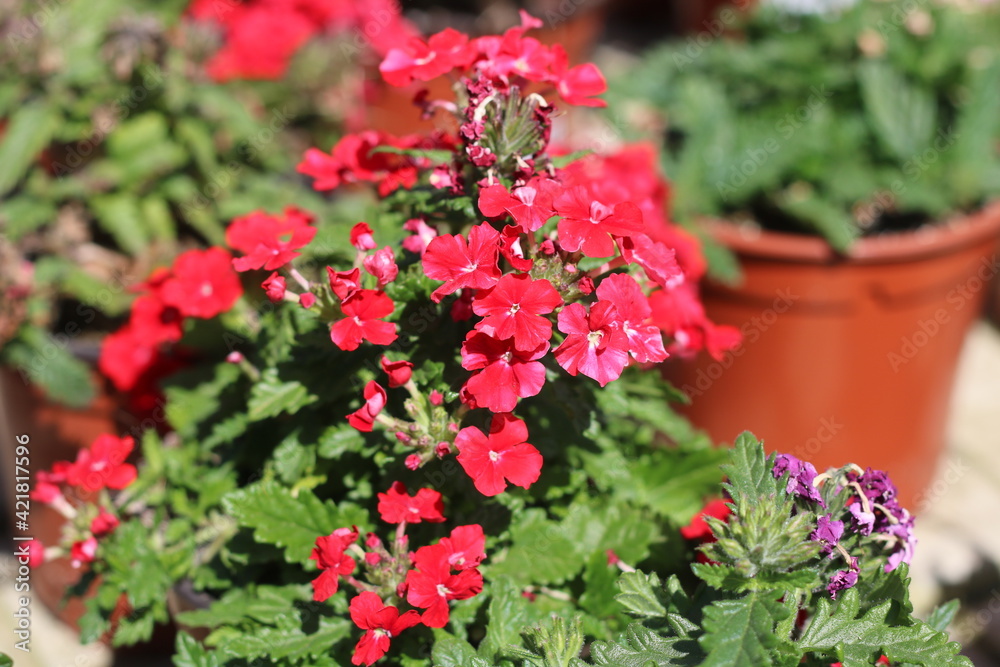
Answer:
[
  {"xmin": 129, "ymin": 294, "xmax": 184, "ymax": 345},
  {"xmin": 331, "ymin": 290, "xmax": 398, "ymax": 351},
  {"xmin": 70, "ymin": 536, "xmax": 98, "ymax": 568},
  {"xmin": 460, "ymin": 332, "xmax": 548, "ymax": 413},
  {"xmin": 226, "ymin": 207, "xmax": 316, "ymax": 272},
  {"xmin": 380, "ymin": 357, "xmax": 413, "ymax": 388},
  {"xmin": 680, "ymin": 499, "xmax": 731, "ymax": 542},
  {"xmin": 347, "ymin": 381, "xmax": 387, "ymax": 432},
  {"xmin": 310, "ymin": 527, "xmax": 360, "ymax": 602},
  {"xmin": 422, "ymin": 223, "xmax": 501, "ymax": 302},
  {"xmin": 379, "ymin": 28, "xmax": 469, "ymax": 86},
  {"xmin": 454, "ymin": 413, "xmax": 543, "ymax": 496},
  {"xmin": 478, "ymin": 177, "xmax": 558, "ymax": 233},
  {"xmin": 553, "ymin": 301, "xmax": 630, "ymax": 386},
  {"xmin": 327, "ymin": 267, "xmax": 362, "ymax": 301},
  {"xmin": 595, "ymin": 273, "xmax": 667, "ymax": 364},
  {"xmin": 619, "ymin": 233, "xmax": 684, "ymax": 291},
  {"xmin": 647, "ymin": 284, "xmax": 741, "ymax": 360},
  {"xmin": 377, "ymin": 482, "xmax": 446, "ymax": 524},
  {"xmin": 349, "ymin": 592, "xmax": 422, "ymax": 666},
  {"xmin": 440, "ymin": 524, "xmax": 486, "ymax": 570},
  {"xmin": 363, "ymin": 247, "xmax": 399, "ymax": 289},
  {"xmin": 405, "ymin": 545, "xmax": 483, "ymax": 627},
  {"xmin": 203, "ymin": 5, "xmax": 314, "ymax": 81},
  {"xmin": 31, "ymin": 462, "xmax": 71, "ymax": 503},
  {"xmin": 90, "ymin": 509, "xmax": 120, "ymax": 538},
  {"xmin": 351, "ymin": 222, "xmax": 377, "ymax": 251},
  {"xmin": 97, "ymin": 325, "xmax": 161, "ymax": 392},
  {"xmin": 24, "ymin": 539, "xmax": 45, "ymax": 568},
  {"xmin": 554, "ymin": 187, "xmax": 644, "ymax": 258},
  {"xmin": 551, "ymin": 45, "xmax": 607, "ymax": 108},
  {"xmin": 472, "ymin": 274, "xmax": 562, "ymax": 351},
  {"xmin": 160, "ymin": 248, "xmax": 243, "ymax": 319},
  {"xmin": 67, "ymin": 434, "xmax": 137, "ymax": 493},
  {"xmin": 499, "ymin": 225, "xmax": 533, "ymax": 272},
  {"xmin": 262, "ymin": 272, "xmax": 287, "ymax": 303}
]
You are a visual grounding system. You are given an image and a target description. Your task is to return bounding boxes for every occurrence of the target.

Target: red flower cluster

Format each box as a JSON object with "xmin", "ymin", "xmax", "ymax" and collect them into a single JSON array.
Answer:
[
  {"xmin": 98, "ymin": 248, "xmax": 242, "ymax": 392},
  {"xmin": 188, "ymin": 0, "xmax": 418, "ymax": 81},
  {"xmin": 379, "ymin": 12, "xmax": 607, "ymax": 108},
  {"xmin": 29, "ymin": 433, "xmax": 134, "ymax": 570},
  {"xmin": 309, "ymin": 483, "xmax": 485, "ymax": 665}
]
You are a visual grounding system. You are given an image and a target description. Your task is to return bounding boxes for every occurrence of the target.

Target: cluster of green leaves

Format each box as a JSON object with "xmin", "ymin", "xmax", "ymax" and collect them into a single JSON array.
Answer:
[
  {"xmin": 465, "ymin": 434, "xmax": 970, "ymax": 667},
  {"xmin": 612, "ymin": 1, "xmax": 1000, "ymax": 251},
  {"xmin": 77, "ymin": 214, "xmax": 727, "ymax": 664},
  {"xmin": 0, "ymin": 0, "xmax": 355, "ymax": 404}
]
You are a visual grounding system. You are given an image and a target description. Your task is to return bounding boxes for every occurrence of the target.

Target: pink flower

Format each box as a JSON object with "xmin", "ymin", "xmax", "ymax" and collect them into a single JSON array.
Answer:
[
  {"xmin": 619, "ymin": 233, "xmax": 684, "ymax": 290},
  {"xmin": 595, "ymin": 273, "xmax": 667, "ymax": 364},
  {"xmin": 23, "ymin": 539, "xmax": 45, "ymax": 568},
  {"xmin": 472, "ymin": 274, "xmax": 562, "ymax": 351},
  {"xmin": 90, "ymin": 509, "xmax": 120, "ymax": 538},
  {"xmin": 349, "ymin": 592, "xmax": 422, "ymax": 666},
  {"xmin": 310, "ymin": 528, "xmax": 360, "ymax": 602},
  {"xmin": 439, "ymin": 525, "xmax": 486, "ymax": 570},
  {"xmin": 405, "ymin": 545, "xmax": 483, "ymax": 627},
  {"xmin": 327, "ymin": 267, "xmax": 362, "ymax": 301},
  {"xmin": 331, "ymin": 290, "xmax": 398, "ymax": 351},
  {"xmin": 351, "ymin": 222, "xmax": 377, "ymax": 251},
  {"xmin": 380, "ymin": 357, "xmax": 413, "ymax": 388},
  {"xmin": 402, "ymin": 218, "xmax": 438, "ymax": 255},
  {"xmin": 422, "ymin": 224, "xmax": 501, "ymax": 302},
  {"xmin": 160, "ymin": 248, "xmax": 243, "ymax": 319},
  {"xmin": 553, "ymin": 301, "xmax": 630, "ymax": 386},
  {"xmin": 379, "ymin": 28, "xmax": 469, "ymax": 86},
  {"xmin": 554, "ymin": 188, "xmax": 644, "ymax": 258},
  {"xmin": 454, "ymin": 413, "xmax": 543, "ymax": 496},
  {"xmin": 363, "ymin": 247, "xmax": 399, "ymax": 289},
  {"xmin": 461, "ymin": 332, "xmax": 548, "ymax": 413},
  {"xmin": 551, "ymin": 45, "xmax": 607, "ymax": 108},
  {"xmin": 31, "ymin": 461, "xmax": 71, "ymax": 503},
  {"xmin": 70, "ymin": 536, "xmax": 98, "ymax": 568},
  {"xmin": 262, "ymin": 272, "xmax": 287, "ymax": 303},
  {"xmin": 67, "ymin": 434, "xmax": 137, "ymax": 493},
  {"xmin": 347, "ymin": 381, "xmax": 387, "ymax": 432},
  {"xmin": 299, "ymin": 292, "xmax": 316, "ymax": 308},
  {"xmin": 377, "ymin": 482, "xmax": 446, "ymax": 524},
  {"xmin": 226, "ymin": 207, "xmax": 316, "ymax": 272}
]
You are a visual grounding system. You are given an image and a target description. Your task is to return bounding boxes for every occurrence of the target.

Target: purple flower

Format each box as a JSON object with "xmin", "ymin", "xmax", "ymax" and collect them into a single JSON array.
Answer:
[
  {"xmin": 773, "ymin": 454, "xmax": 826, "ymax": 507},
  {"xmin": 847, "ymin": 502, "xmax": 875, "ymax": 536},
  {"xmin": 810, "ymin": 514, "xmax": 844, "ymax": 556},
  {"xmin": 827, "ymin": 568, "xmax": 859, "ymax": 599},
  {"xmin": 884, "ymin": 517, "xmax": 917, "ymax": 572}
]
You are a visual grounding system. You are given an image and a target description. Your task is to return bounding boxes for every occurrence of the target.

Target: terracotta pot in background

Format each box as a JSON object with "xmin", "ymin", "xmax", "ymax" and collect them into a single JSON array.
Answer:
[{"xmin": 664, "ymin": 202, "xmax": 1000, "ymax": 509}]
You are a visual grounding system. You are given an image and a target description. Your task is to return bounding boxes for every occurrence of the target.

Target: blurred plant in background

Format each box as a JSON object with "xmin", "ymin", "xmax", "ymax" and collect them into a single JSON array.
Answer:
[{"xmin": 613, "ymin": 0, "xmax": 1000, "ymax": 253}]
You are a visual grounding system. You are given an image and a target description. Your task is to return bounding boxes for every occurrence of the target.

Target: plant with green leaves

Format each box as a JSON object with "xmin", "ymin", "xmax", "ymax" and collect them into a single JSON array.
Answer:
[
  {"xmin": 612, "ymin": 0, "xmax": 1000, "ymax": 253},
  {"xmin": 0, "ymin": 0, "xmax": 367, "ymax": 404}
]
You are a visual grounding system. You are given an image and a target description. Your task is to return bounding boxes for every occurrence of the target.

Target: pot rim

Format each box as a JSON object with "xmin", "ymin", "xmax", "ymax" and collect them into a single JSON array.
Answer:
[{"xmin": 699, "ymin": 200, "xmax": 1000, "ymax": 265}]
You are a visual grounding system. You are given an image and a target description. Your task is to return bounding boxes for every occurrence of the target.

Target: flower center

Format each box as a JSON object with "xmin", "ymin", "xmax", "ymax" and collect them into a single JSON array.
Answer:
[
  {"xmin": 589, "ymin": 201, "xmax": 612, "ymax": 223},
  {"xmin": 489, "ymin": 450, "xmax": 500, "ymax": 462},
  {"xmin": 462, "ymin": 262, "xmax": 479, "ymax": 274},
  {"xmin": 200, "ymin": 282, "xmax": 214, "ymax": 297},
  {"xmin": 437, "ymin": 584, "xmax": 451, "ymax": 598},
  {"xmin": 587, "ymin": 330, "xmax": 604, "ymax": 346},
  {"xmin": 508, "ymin": 303, "xmax": 521, "ymax": 314}
]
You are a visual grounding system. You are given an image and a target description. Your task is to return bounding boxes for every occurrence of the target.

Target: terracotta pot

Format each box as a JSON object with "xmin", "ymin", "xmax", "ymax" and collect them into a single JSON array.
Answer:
[{"xmin": 664, "ymin": 202, "xmax": 1000, "ymax": 508}]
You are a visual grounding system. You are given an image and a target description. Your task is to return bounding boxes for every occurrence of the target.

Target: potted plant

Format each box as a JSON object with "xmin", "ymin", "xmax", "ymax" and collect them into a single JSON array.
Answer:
[
  {"xmin": 0, "ymin": 0, "xmax": 404, "ymax": 628},
  {"xmin": 15, "ymin": 15, "xmax": 974, "ymax": 667},
  {"xmin": 611, "ymin": 0, "xmax": 1000, "ymax": 506}
]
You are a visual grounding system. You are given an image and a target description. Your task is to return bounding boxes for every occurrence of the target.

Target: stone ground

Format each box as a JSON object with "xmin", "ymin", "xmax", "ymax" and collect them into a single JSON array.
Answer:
[{"xmin": 3, "ymin": 322, "xmax": 1000, "ymax": 665}]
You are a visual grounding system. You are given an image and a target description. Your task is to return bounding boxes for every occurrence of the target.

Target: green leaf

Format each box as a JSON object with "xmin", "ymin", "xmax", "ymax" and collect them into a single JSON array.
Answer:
[
  {"xmin": 488, "ymin": 509, "xmax": 584, "ymax": 586},
  {"xmin": 720, "ymin": 432, "xmax": 774, "ymax": 506},
  {"xmin": 247, "ymin": 369, "xmax": 318, "ymax": 421},
  {"xmin": 0, "ymin": 100, "xmax": 59, "ymax": 196},
  {"xmin": 615, "ymin": 571, "xmax": 668, "ymax": 619},
  {"xmin": 858, "ymin": 61, "xmax": 936, "ymax": 162},
  {"xmin": 317, "ymin": 426, "xmax": 366, "ymax": 459},
  {"xmin": 433, "ymin": 629, "xmax": 491, "ymax": 667},
  {"xmin": 797, "ymin": 588, "xmax": 972, "ymax": 667},
  {"xmin": 174, "ymin": 632, "xmax": 222, "ymax": 667},
  {"xmin": 699, "ymin": 591, "xmax": 794, "ymax": 667},
  {"xmin": 90, "ymin": 194, "xmax": 150, "ymax": 256},
  {"xmin": 479, "ymin": 577, "xmax": 531, "ymax": 660},
  {"xmin": 176, "ymin": 585, "xmax": 307, "ymax": 628},
  {"xmin": 2, "ymin": 326, "xmax": 96, "ymax": 407},
  {"xmin": 692, "ymin": 564, "xmax": 820, "ymax": 593},
  {"xmin": 215, "ymin": 616, "xmax": 351, "ymax": 660},
  {"xmin": 926, "ymin": 599, "xmax": 960, "ymax": 633},
  {"xmin": 623, "ymin": 448, "xmax": 727, "ymax": 523},
  {"xmin": 0, "ymin": 652, "xmax": 12, "ymax": 667},
  {"xmin": 222, "ymin": 481, "xmax": 368, "ymax": 563},
  {"xmin": 590, "ymin": 624, "xmax": 696, "ymax": 666}
]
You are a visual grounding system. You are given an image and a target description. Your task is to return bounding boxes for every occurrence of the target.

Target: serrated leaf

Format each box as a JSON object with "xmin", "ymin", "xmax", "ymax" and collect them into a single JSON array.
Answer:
[
  {"xmin": 215, "ymin": 616, "xmax": 350, "ymax": 660},
  {"xmin": 797, "ymin": 588, "xmax": 972, "ymax": 667},
  {"xmin": 489, "ymin": 509, "xmax": 584, "ymax": 586},
  {"xmin": 692, "ymin": 563, "xmax": 820, "ymax": 593},
  {"xmin": 0, "ymin": 100, "xmax": 59, "ymax": 196},
  {"xmin": 432, "ymin": 629, "xmax": 487, "ymax": 667},
  {"xmin": 247, "ymin": 369, "xmax": 317, "ymax": 421},
  {"xmin": 926, "ymin": 599, "xmax": 960, "ymax": 633},
  {"xmin": 720, "ymin": 432, "xmax": 774, "ymax": 508},
  {"xmin": 699, "ymin": 591, "xmax": 794, "ymax": 667},
  {"xmin": 479, "ymin": 577, "xmax": 531, "ymax": 660},
  {"xmin": 222, "ymin": 481, "xmax": 367, "ymax": 562},
  {"xmin": 176, "ymin": 585, "xmax": 307, "ymax": 628},
  {"xmin": 174, "ymin": 632, "xmax": 222, "ymax": 667},
  {"xmin": 317, "ymin": 426, "xmax": 365, "ymax": 458},
  {"xmin": 2, "ymin": 326, "xmax": 96, "ymax": 407},
  {"xmin": 590, "ymin": 624, "xmax": 696, "ymax": 666},
  {"xmin": 616, "ymin": 571, "xmax": 668, "ymax": 619}
]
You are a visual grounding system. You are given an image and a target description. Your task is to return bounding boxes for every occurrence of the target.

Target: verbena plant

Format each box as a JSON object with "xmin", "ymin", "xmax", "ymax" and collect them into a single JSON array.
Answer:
[
  {"xmin": 612, "ymin": 0, "xmax": 1000, "ymax": 251},
  {"xmin": 0, "ymin": 0, "xmax": 401, "ymax": 405},
  {"xmin": 22, "ymin": 14, "xmax": 967, "ymax": 667}
]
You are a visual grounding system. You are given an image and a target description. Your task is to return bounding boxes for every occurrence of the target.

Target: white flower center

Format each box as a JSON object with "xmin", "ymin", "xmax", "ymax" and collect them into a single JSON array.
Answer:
[
  {"xmin": 437, "ymin": 584, "xmax": 451, "ymax": 598},
  {"xmin": 587, "ymin": 330, "xmax": 604, "ymax": 346},
  {"xmin": 489, "ymin": 450, "xmax": 500, "ymax": 462}
]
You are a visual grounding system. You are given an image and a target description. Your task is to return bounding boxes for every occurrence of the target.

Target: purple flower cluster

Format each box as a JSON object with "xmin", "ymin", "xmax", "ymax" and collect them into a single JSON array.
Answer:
[{"xmin": 773, "ymin": 455, "xmax": 917, "ymax": 600}]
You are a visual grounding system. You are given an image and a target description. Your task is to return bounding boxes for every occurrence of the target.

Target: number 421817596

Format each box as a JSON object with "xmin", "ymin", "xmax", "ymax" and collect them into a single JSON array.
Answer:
[{"xmin": 14, "ymin": 434, "xmax": 30, "ymax": 529}]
